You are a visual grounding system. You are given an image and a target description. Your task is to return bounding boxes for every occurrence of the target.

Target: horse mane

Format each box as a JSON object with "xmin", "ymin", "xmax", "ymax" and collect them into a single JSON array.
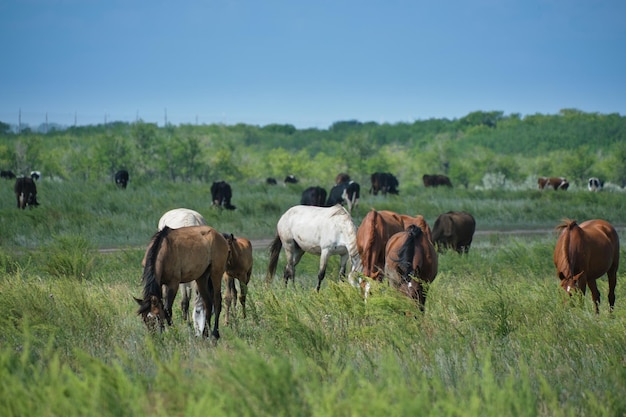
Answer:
[
  {"xmin": 555, "ymin": 218, "xmax": 581, "ymax": 279},
  {"xmin": 394, "ymin": 225, "xmax": 422, "ymax": 281},
  {"xmin": 141, "ymin": 226, "xmax": 172, "ymax": 300}
]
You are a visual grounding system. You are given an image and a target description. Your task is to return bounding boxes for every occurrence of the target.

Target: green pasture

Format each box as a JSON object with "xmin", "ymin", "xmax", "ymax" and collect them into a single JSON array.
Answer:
[{"xmin": 1, "ymin": 180, "xmax": 626, "ymax": 416}]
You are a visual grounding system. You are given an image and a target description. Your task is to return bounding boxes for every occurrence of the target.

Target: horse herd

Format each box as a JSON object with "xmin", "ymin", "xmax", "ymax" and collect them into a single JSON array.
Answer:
[{"xmin": 134, "ymin": 197, "xmax": 619, "ymax": 342}]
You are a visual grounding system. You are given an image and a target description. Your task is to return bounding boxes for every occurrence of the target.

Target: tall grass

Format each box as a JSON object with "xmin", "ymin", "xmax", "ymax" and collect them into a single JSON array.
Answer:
[{"xmin": 1, "ymin": 181, "xmax": 625, "ymax": 416}]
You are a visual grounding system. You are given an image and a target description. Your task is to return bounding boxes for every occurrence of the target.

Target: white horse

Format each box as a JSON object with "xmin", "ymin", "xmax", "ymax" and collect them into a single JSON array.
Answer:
[
  {"xmin": 150, "ymin": 208, "xmax": 209, "ymax": 337},
  {"xmin": 266, "ymin": 204, "xmax": 362, "ymax": 291}
]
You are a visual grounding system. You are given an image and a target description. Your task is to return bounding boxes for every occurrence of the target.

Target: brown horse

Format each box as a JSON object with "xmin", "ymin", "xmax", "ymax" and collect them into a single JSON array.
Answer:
[
  {"xmin": 357, "ymin": 210, "xmax": 432, "ymax": 281},
  {"xmin": 134, "ymin": 225, "xmax": 229, "ymax": 339},
  {"xmin": 553, "ymin": 219, "xmax": 619, "ymax": 313},
  {"xmin": 222, "ymin": 233, "xmax": 253, "ymax": 326},
  {"xmin": 385, "ymin": 225, "xmax": 438, "ymax": 310}
]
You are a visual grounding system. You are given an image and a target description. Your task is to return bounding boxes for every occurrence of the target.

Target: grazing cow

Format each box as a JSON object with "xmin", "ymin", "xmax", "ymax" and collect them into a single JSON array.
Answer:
[
  {"xmin": 422, "ymin": 174, "xmax": 452, "ymax": 187},
  {"xmin": 221, "ymin": 233, "xmax": 253, "ymax": 326},
  {"xmin": 300, "ymin": 186, "xmax": 327, "ymax": 206},
  {"xmin": 357, "ymin": 210, "xmax": 431, "ymax": 281},
  {"xmin": 284, "ymin": 175, "xmax": 299, "ymax": 184},
  {"xmin": 1, "ymin": 170, "xmax": 16, "ymax": 179},
  {"xmin": 14, "ymin": 177, "xmax": 39, "ymax": 209},
  {"xmin": 431, "ymin": 211, "xmax": 476, "ymax": 254},
  {"xmin": 370, "ymin": 172, "xmax": 399, "ymax": 195},
  {"xmin": 588, "ymin": 177, "xmax": 603, "ymax": 192},
  {"xmin": 30, "ymin": 171, "xmax": 41, "ymax": 181},
  {"xmin": 326, "ymin": 181, "xmax": 360, "ymax": 213},
  {"xmin": 115, "ymin": 170, "xmax": 129, "ymax": 189},
  {"xmin": 538, "ymin": 176, "xmax": 569, "ymax": 190},
  {"xmin": 266, "ymin": 177, "xmax": 278, "ymax": 185},
  {"xmin": 211, "ymin": 180, "xmax": 236, "ymax": 210}
]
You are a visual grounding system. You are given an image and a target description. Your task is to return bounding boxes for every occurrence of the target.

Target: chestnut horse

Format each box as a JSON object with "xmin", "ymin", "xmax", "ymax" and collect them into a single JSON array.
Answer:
[
  {"xmin": 134, "ymin": 225, "xmax": 229, "ymax": 339},
  {"xmin": 222, "ymin": 233, "xmax": 253, "ymax": 326},
  {"xmin": 357, "ymin": 210, "xmax": 432, "ymax": 281},
  {"xmin": 553, "ymin": 219, "xmax": 619, "ymax": 313},
  {"xmin": 385, "ymin": 224, "xmax": 438, "ymax": 310}
]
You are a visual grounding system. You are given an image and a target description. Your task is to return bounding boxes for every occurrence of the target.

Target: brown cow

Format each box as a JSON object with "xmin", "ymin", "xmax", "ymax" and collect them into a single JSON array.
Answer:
[
  {"xmin": 357, "ymin": 210, "xmax": 433, "ymax": 281},
  {"xmin": 538, "ymin": 176, "xmax": 569, "ymax": 190},
  {"xmin": 422, "ymin": 174, "xmax": 453, "ymax": 187},
  {"xmin": 431, "ymin": 211, "xmax": 476, "ymax": 254}
]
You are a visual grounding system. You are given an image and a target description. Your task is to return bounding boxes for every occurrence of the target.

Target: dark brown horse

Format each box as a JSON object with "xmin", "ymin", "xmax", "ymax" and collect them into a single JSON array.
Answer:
[
  {"xmin": 222, "ymin": 233, "xmax": 253, "ymax": 326},
  {"xmin": 385, "ymin": 225, "xmax": 438, "ymax": 310},
  {"xmin": 134, "ymin": 225, "xmax": 229, "ymax": 339},
  {"xmin": 553, "ymin": 219, "xmax": 619, "ymax": 313}
]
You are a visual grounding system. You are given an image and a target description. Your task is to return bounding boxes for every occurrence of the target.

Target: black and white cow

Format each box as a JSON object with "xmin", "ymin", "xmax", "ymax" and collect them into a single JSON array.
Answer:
[
  {"xmin": 115, "ymin": 170, "xmax": 129, "ymax": 189},
  {"xmin": 30, "ymin": 171, "xmax": 41, "ymax": 181},
  {"xmin": 588, "ymin": 177, "xmax": 604, "ymax": 192},
  {"xmin": 211, "ymin": 180, "xmax": 236, "ymax": 210},
  {"xmin": 284, "ymin": 175, "xmax": 299, "ymax": 184},
  {"xmin": 300, "ymin": 186, "xmax": 327, "ymax": 206},
  {"xmin": 14, "ymin": 177, "xmax": 39, "ymax": 209},
  {"xmin": 326, "ymin": 181, "xmax": 360, "ymax": 213}
]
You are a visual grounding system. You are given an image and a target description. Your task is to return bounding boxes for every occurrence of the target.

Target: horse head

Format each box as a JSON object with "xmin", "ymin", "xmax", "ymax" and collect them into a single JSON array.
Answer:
[
  {"xmin": 559, "ymin": 271, "xmax": 585, "ymax": 296},
  {"xmin": 135, "ymin": 295, "xmax": 167, "ymax": 332}
]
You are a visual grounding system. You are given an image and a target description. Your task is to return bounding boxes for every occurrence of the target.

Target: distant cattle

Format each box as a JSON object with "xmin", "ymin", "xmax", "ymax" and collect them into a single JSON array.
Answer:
[
  {"xmin": 266, "ymin": 177, "xmax": 278, "ymax": 185},
  {"xmin": 300, "ymin": 186, "xmax": 327, "ymax": 206},
  {"xmin": 335, "ymin": 173, "xmax": 351, "ymax": 184},
  {"xmin": 538, "ymin": 176, "xmax": 569, "ymax": 190},
  {"xmin": 14, "ymin": 177, "xmax": 39, "ymax": 209},
  {"xmin": 431, "ymin": 211, "xmax": 476, "ymax": 254},
  {"xmin": 211, "ymin": 180, "xmax": 236, "ymax": 210},
  {"xmin": 423, "ymin": 174, "xmax": 452, "ymax": 188},
  {"xmin": 1, "ymin": 170, "xmax": 15, "ymax": 180},
  {"xmin": 588, "ymin": 177, "xmax": 603, "ymax": 192},
  {"xmin": 370, "ymin": 172, "xmax": 399, "ymax": 195},
  {"xmin": 30, "ymin": 171, "xmax": 41, "ymax": 181},
  {"xmin": 115, "ymin": 170, "xmax": 129, "ymax": 189},
  {"xmin": 284, "ymin": 175, "xmax": 299, "ymax": 184},
  {"xmin": 327, "ymin": 181, "xmax": 360, "ymax": 213}
]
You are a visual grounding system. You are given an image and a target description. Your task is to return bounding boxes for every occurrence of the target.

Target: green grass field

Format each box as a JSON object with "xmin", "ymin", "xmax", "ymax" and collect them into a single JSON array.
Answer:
[{"xmin": 1, "ymin": 180, "xmax": 625, "ymax": 416}]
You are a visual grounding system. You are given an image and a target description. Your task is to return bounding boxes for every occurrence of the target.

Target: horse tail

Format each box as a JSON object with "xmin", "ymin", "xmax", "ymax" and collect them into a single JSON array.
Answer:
[
  {"xmin": 266, "ymin": 235, "xmax": 283, "ymax": 283},
  {"xmin": 395, "ymin": 225, "xmax": 422, "ymax": 281},
  {"xmin": 141, "ymin": 226, "xmax": 172, "ymax": 300}
]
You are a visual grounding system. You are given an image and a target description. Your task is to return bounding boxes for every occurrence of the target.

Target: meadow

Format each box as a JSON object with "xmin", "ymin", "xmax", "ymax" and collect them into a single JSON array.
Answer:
[{"xmin": 1, "ymin": 178, "xmax": 626, "ymax": 416}]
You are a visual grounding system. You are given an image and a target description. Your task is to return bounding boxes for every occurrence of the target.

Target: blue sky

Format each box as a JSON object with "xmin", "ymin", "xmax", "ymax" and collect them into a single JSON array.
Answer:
[{"xmin": 1, "ymin": 0, "xmax": 625, "ymax": 129}]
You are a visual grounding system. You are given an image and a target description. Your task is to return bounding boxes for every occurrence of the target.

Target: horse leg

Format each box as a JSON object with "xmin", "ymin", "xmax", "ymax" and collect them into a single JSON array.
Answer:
[
  {"xmin": 316, "ymin": 250, "xmax": 330, "ymax": 291},
  {"xmin": 283, "ymin": 246, "xmax": 304, "ymax": 286},
  {"xmin": 224, "ymin": 275, "xmax": 235, "ymax": 326},
  {"xmin": 164, "ymin": 284, "xmax": 179, "ymax": 326},
  {"xmin": 180, "ymin": 283, "xmax": 191, "ymax": 323},
  {"xmin": 587, "ymin": 278, "xmax": 601, "ymax": 314},
  {"xmin": 338, "ymin": 254, "xmax": 348, "ymax": 280},
  {"xmin": 607, "ymin": 266, "xmax": 617, "ymax": 312},
  {"xmin": 240, "ymin": 276, "xmax": 249, "ymax": 319},
  {"xmin": 191, "ymin": 286, "xmax": 207, "ymax": 337}
]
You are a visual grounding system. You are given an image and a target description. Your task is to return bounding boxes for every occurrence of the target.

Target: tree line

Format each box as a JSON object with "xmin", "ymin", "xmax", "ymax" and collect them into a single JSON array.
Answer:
[{"xmin": 1, "ymin": 108, "xmax": 625, "ymax": 189}]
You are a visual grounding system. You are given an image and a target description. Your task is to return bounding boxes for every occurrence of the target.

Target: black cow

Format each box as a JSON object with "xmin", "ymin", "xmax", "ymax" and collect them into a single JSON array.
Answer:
[
  {"xmin": 14, "ymin": 177, "xmax": 39, "ymax": 209},
  {"xmin": 266, "ymin": 177, "xmax": 278, "ymax": 185},
  {"xmin": 1, "ymin": 170, "xmax": 16, "ymax": 180},
  {"xmin": 115, "ymin": 170, "xmax": 129, "ymax": 189},
  {"xmin": 326, "ymin": 181, "xmax": 360, "ymax": 213},
  {"xmin": 284, "ymin": 175, "xmax": 299, "ymax": 184},
  {"xmin": 370, "ymin": 172, "xmax": 399, "ymax": 195},
  {"xmin": 300, "ymin": 186, "xmax": 327, "ymax": 206},
  {"xmin": 423, "ymin": 174, "xmax": 452, "ymax": 187},
  {"xmin": 211, "ymin": 180, "xmax": 236, "ymax": 210}
]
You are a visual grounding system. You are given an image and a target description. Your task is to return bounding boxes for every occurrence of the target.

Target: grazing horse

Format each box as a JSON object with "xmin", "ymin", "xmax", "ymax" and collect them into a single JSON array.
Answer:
[
  {"xmin": 357, "ymin": 210, "xmax": 431, "ymax": 281},
  {"xmin": 431, "ymin": 211, "xmax": 476, "ymax": 254},
  {"xmin": 384, "ymin": 225, "xmax": 438, "ymax": 310},
  {"xmin": 553, "ymin": 219, "xmax": 619, "ymax": 313},
  {"xmin": 266, "ymin": 205, "xmax": 362, "ymax": 291},
  {"xmin": 222, "ymin": 233, "xmax": 253, "ymax": 326},
  {"xmin": 134, "ymin": 225, "xmax": 229, "ymax": 339}
]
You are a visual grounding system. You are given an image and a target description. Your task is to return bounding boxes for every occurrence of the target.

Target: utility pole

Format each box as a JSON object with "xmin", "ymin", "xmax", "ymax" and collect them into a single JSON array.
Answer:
[
  {"xmin": 74, "ymin": 111, "xmax": 77, "ymax": 127},
  {"xmin": 164, "ymin": 108, "xmax": 168, "ymax": 126},
  {"xmin": 18, "ymin": 108, "xmax": 21, "ymax": 133},
  {"xmin": 45, "ymin": 112, "xmax": 48, "ymax": 133}
]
